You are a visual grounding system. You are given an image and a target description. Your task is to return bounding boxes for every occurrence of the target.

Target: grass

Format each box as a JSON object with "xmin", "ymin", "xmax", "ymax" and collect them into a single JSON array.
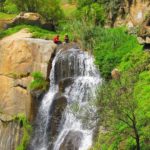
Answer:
[
  {"xmin": 0, "ymin": 24, "xmax": 67, "ymax": 40},
  {"xmin": 0, "ymin": 12, "xmax": 16, "ymax": 20}
]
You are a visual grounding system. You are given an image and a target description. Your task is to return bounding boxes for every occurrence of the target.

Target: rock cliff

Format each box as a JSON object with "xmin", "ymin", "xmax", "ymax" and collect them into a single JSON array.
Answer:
[
  {"xmin": 0, "ymin": 29, "xmax": 56, "ymax": 150},
  {"xmin": 114, "ymin": 0, "xmax": 150, "ymax": 27}
]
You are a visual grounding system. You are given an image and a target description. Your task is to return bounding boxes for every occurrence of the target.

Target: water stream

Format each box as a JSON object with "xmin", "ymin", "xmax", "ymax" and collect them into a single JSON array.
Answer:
[{"xmin": 29, "ymin": 48, "xmax": 101, "ymax": 150}]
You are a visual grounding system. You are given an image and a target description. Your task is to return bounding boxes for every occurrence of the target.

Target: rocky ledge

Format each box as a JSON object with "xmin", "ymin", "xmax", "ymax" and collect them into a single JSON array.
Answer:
[{"xmin": 0, "ymin": 29, "xmax": 56, "ymax": 150}]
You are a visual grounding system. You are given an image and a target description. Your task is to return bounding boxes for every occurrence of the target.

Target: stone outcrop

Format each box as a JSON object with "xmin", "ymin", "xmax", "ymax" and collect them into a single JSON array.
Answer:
[
  {"xmin": 111, "ymin": 68, "xmax": 120, "ymax": 80},
  {"xmin": 113, "ymin": 0, "xmax": 150, "ymax": 27},
  {"xmin": 0, "ymin": 29, "xmax": 56, "ymax": 150},
  {"xmin": 137, "ymin": 16, "xmax": 150, "ymax": 49},
  {"xmin": 7, "ymin": 12, "xmax": 55, "ymax": 30},
  {"xmin": 9, "ymin": 12, "xmax": 45, "ymax": 27}
]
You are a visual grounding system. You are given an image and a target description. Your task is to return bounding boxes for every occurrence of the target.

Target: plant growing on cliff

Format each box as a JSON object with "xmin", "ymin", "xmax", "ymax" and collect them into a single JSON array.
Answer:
[
  {"xmin": 15, "ymin": 114, "xmax": 32, "ymax": 150},
  {"xmin": 29, "ymin": 71, "xmax": 48, "ymax": 91}
]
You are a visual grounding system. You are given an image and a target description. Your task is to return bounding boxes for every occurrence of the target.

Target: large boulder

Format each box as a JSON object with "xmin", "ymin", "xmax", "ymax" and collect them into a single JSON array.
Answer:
[
  {"xmin": 0, "ymin": 29, "xmax": 56, "ymax": 150},
  {"xmin": 9, "ymin": 12, "xmax": 45, "ymax": 26},
  {"xmin": 7, "ymin": 12, "xmax": 55, "ymax": 30}
]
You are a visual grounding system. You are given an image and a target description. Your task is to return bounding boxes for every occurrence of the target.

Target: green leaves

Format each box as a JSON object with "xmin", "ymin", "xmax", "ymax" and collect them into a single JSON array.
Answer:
[
  {"xmin": 93, "ymin": 49, "xmax": 150, "ymax": 149},
  {"xmin": 93, "ymin": 27, "xmax": 142, "ymax": 79},
  {"xmin": 29, "ymin": 71, "xmax": 48, "ymax": 91},
  {"xmin": 76, "ymin": 0, "xmax": 106, "ymax": 26}
]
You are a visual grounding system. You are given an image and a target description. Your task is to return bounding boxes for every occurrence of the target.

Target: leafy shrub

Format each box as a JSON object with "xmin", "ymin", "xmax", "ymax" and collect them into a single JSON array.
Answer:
[
  {"xmin": 4, "ymin": 0, "xmax": 18, "ymax": 13},
  {"xmin": 29, "ymin": 71, "xmax": 48, "ymax": 91},
  {"xmin": 76, "ymin": 2, "xmax": 105, "ymax": 26},
  {"xmin": 93, "ymin": 27, "xmax": 143, "ymax": 79}
]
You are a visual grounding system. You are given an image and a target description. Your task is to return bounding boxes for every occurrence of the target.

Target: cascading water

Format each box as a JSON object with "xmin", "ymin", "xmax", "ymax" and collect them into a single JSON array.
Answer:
[{"xmin": 29, "ymin": 48, "xmax": 101, "ymax": 150}]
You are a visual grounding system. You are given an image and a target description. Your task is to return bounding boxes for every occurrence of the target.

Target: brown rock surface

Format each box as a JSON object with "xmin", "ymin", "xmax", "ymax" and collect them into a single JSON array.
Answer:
[
  {"xmin": 0, "ymin": 29, "xmax": 56, "ymax": 150},
  {"xmin": 9, "ymin": 12, "xmax": 46, "ymax": 27},
  {"xmin": 111, "ymin": 68, "xmax": 120, "ymax": 80},
  {"xmin": 114, "ymin": 0, "xmax": 150, "ymax": 27},
  {"xmin": 0, "ymin": 29, "xmax": 56, "ymax": 118}
]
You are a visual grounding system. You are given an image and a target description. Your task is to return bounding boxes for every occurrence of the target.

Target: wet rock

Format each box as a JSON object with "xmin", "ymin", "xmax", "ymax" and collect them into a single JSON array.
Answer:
[
  {"xmin": 48, "ymin": 94, "xmax": 67, "ymax": 148},
  {"xmin": 54, "ymin": 50, "xmax": 82, "ymax": 84},
  {"xmin": 59, "ymin": 77, "xmax": 74, "ymax": 93},
  {"xmin": 59, "ymin": 131, "xmax": 83, "ymax": 150}
]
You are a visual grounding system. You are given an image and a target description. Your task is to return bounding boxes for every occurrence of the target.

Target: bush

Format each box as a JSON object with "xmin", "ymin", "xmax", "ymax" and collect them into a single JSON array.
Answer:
[
  {"xmin": 76, "ymin": 0, "xmax": 105, "ymax": 26},
  {"xmin": 4, "ymin": 0, "xmax": 18, "ymax": 13},
  {"xmin": 29, "ymin": 71, "xmax": 48, "ymax": 91},
  {"xmin": 93, "ymin": 27, "xmax": 143, "ymax": 79}
]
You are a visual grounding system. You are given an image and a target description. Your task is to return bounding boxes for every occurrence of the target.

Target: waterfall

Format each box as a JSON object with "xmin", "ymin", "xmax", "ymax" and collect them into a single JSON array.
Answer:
[{"xmin": 29, "ymin": 48, "xmax": 101, "ymax": 150}]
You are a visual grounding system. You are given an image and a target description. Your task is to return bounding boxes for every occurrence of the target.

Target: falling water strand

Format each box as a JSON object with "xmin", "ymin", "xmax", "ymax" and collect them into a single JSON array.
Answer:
[{"xmin": 30, "ymin": 48, "xmax": 102, "ymax": 150}]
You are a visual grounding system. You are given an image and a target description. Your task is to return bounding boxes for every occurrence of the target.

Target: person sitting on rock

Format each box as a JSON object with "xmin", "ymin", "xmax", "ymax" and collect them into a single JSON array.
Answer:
[
  {"xmin": 64, "ymin": 34, "xmax": 69, "ymax": 43},
  {"xmin": 53, "ymin": 35, "xmax": 61, "ymax": 44}
]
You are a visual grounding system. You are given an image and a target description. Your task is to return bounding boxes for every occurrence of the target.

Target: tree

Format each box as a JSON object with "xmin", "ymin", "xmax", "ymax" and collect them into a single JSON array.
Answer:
[
  {"xmin": 0, "ymin": 0, "xmax": 6, "ymax": 12},
  {"xmin": 76, "ymin": 0, "xmax": 105, "ymax": 26},
  {"xmin": 12, "ymin": 0, "xmax": 40, "ymax": 12},
  {"xmin": 97, "ymin": 73, "xmax": 141, "ymax": 150},
  {"xmin": 39, "ymin": 0, "xmax": 64, "ymax": 24},
  {"xmin": 10, "ymin": 0, "xmax": 64, "ymax": 29}
]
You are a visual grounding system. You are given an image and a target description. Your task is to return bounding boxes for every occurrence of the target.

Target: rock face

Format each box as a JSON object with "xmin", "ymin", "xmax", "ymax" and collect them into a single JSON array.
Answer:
[
  {"xmin": 138, "ymin": 16, "xmax": 150, "ymax": 49},
  {"xmin": 8, "ymin": 12, "xmax": 55, "ymax": 30},
  {"xmin": 114, "ymin": 0, "xmax": 150, "ymax": 27},
  {"xmin": 48, "ymin": 94, "xmax": 67, "ymax": 149},
  {"xmin": 0, "ymin": 29, "xmax": 56, "ymax": 150},
  {"xmin": 9, "ymin": 12, "xmax": 45, "ymax": 26}
]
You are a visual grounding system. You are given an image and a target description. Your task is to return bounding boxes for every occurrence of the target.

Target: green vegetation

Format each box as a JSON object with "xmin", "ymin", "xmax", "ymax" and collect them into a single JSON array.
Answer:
[
  {"xmin": 93, "ymin": 27, "xmax": 143, "ymax": 79},
  {"xmin": 15, "ymin": 114, "xmax": 32, "ymax": 150},
  {"xmin": 0, "ymin": 0, "xmax": 149, "ymax": 150},
  {"xmin": 61, "ymin": 3, "xmax": 76, "ymax": 18},
  {"xmin": 0, "ymin": 12, "xmax": 16, "ymax": 19},
  {"xmin": 92, "ymin": 50, "xmax": 150, "ymax": 150},
  {"xmin": 68, "ymin": 21, "xmax": 142, "ymax": 79},
  {"xmin": 0, "ymin": 0, "xmax": 64, "ymax": 29},
  {"xmin": 76, "ymin": 1, "xmax": 105, "ymax": 26},
  {"xmin": 0, "ymin": 24, "xmax": 66, "ymax": 40},
  {"xmin": 29, "ymin": 71, "xmax": 48, "ymax": 91}
]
